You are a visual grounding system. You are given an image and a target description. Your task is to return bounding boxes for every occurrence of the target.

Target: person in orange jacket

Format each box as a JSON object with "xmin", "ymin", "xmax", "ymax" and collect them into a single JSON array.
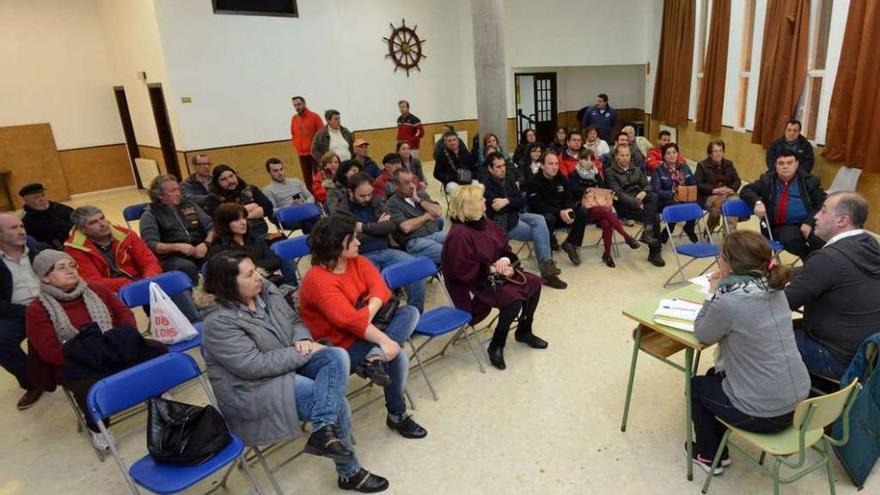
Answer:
[{"xmin": 290, "ymin": 96, "xmax": 325, "ymax": 191}]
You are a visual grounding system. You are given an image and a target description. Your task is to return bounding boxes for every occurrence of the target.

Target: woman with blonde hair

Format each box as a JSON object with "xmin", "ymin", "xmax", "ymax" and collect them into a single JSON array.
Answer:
[
  {"xmin": 689, "ymin": 231, "xmax": 809, "ymax": 475},
  {"xmin": 440, "ymin": 185, "xmax": 547, "ymax": 370}
]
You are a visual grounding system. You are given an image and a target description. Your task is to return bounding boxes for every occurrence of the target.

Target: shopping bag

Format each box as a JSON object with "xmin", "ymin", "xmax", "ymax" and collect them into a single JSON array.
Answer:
[{"xmin": 149, "ymin": 282, "xmax": 199, "ymax": 344}]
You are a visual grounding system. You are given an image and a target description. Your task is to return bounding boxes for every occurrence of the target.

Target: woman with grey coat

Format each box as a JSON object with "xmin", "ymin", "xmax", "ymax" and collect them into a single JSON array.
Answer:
[{"xmin": 202, "ymin": 250, "xmax": 389, "ymax": 493}]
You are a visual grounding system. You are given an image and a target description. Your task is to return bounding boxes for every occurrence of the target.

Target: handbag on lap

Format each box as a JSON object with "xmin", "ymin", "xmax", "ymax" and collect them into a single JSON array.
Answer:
[
  {"xmin": 674, "ymin": 185, "xmax": 698, "ymax": 203},
  {"xmin": 581, "ymin": 188, "xmax": 614, "ymax": 209}
]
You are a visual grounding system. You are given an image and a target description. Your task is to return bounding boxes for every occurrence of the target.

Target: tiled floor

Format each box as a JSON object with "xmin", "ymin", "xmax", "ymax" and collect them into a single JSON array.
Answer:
[{"xmin": 0, "ymin": 175, "xmax": 874, "ymax": 494}]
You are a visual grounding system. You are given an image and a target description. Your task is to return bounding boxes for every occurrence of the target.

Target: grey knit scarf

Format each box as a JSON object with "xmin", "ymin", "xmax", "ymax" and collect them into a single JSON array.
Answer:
[{"xmin": 38, "ymin": 280, "xmax": 114, "ymax": 344}]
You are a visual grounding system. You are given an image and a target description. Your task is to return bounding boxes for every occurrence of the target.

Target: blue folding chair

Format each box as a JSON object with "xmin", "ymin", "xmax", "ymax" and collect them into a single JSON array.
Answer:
[
  {"xmin": 117, "ymin": 271, "xmax": 203, "ymax": 353},
  {"xmin": 275, "ymin": 203, "xmax": 321, "ymax": 237},
  {"xmin": 270, "ymin": 235, "xmax": 310, "ymax": 282},
  {"xmin": 381, "ymin": 256, "xmax": 485, "ymax": 401},
  {"xmin": 86, "ymin": 353, "xmax": 266, "ymax": 495},
  {"xmin": 721, "ymin": 199, "xmax": 784, "ymax": 260},
  {"xmin": 662, "ymin": 203, "xmax": 719, "ymax": 287},
  {"xmin": 26, "ymin": 235, "xmax": 37, "ymax": 245},
  {"xmin": 123, "ymin": 203, "xmax": 149, "ymax": 229}
]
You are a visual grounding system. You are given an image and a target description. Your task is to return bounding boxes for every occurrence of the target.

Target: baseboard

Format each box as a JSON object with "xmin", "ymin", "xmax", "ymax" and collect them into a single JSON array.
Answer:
[{"xmin": 69, "ymin": 185, "xmax": 140, "ymax": 200}]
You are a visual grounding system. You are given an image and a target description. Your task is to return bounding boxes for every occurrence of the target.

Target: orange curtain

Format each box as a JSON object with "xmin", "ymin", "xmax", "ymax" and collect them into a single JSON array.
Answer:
[
  {"xmin": 751, "ymin": 0, "xmax": 809, "ymax": 147},
  {"xmin": 696, "ymin": 0, "xmax": 731, "ymax": 134},
  {"xmin": 822, "ymin": 1, "xmax": 880, "ymax": 172},
  {"xmin": 653, "ymin": 0, "xmax": 696, "ymax": 126}
]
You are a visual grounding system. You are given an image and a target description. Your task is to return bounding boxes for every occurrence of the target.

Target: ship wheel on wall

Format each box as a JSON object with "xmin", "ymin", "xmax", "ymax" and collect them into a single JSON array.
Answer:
[{"xmin": 383, "ymin": 19, "xmax": 426, "ymax": 77}]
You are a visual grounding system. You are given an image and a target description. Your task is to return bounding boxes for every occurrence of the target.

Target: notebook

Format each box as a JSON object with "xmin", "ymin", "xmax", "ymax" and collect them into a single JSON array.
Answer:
[{"xmin": 653, "ymin": 298, "xmax": 703, "ymax": 332}]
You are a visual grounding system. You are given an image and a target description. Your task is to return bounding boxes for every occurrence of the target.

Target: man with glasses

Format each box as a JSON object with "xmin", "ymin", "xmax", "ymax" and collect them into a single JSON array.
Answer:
[{"xmin": 181, "ymin": 154, "xmax": 213, "ymax": 208}]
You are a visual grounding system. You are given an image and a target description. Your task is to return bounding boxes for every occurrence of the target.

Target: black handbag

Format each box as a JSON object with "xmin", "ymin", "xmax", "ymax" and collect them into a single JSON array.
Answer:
[
  {"xmin": 455, "ymin": 168, "xmax": 474, "ymax": 185},
  {"xmin": 147, "ymin": 397, "xmax": 232, "ymax": 466},
  {"xmin": 356, "ymin": 292, "xmax": 401, "ymax": 330}
]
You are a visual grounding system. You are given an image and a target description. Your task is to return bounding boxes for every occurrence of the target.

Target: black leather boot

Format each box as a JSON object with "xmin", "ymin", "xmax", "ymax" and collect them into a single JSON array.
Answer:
[{"xmin": 487, "ymin": 343, "xmax": 506, "ymax": 370}]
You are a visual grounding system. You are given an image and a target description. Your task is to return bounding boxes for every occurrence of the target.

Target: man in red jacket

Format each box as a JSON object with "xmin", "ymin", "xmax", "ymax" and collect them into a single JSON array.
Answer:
[
  {"xmin": 396, "ymin": 100, "xmax": 424, "ymax": 158},
  {"xmin": 646, "ymin": 130, "xmax": 687, "ymax": 172},
  {"xmin": 290, "ymin": 96, "xmax": 324, "ymax": 191},
  {"xmin": 64, "ymin": 206, "xmax": 200, "ymax": 320}
]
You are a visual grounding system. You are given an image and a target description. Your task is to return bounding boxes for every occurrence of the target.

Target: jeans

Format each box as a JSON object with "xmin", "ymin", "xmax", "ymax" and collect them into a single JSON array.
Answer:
[
  {"xmin": 507, "ymin": 212, "xmax": 551, "ymax": 264},
  {"xmin": 691, "ymin": 373, "xmax": 793, "ymax": 458},
  {"xmin": 294, "ymin": 347, "xmax": 360, "ymax": 477},
  {"xmin": 0, "ymin": 317, "xmax": 33, "ymax": 390},
  {"xmin": 405, "ymin": 231, "xmax": 447, "ymax": 265},
  {"xmin": 768, "ymin": 224, "xmax": 825, "ymax": 259},
  {"xmin": 347, "ymin": 305, "xmax": 419, "ymax": 416},
  {"xmin": 793, "ymin": 326, "xmax": 848, "ymax": 379},
  {"xmin": 363, "ymin": 249, "xmax": 427, "ymax": 312},
  {"xmin": 280, "ymin": 258, "xmax": 298, "ymax": 286}
]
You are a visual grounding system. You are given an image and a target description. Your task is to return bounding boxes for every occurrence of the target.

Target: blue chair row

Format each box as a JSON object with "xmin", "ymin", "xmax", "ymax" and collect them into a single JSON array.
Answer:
[
  {"xmin": 123, "ymin": 203, "xmax": 149, "ymax": 229},
  {"xmin": 721, "ymin": 198, "xmax": 785, "ymax": 261},
  {"xmin": 661, "ymin": 203, "xmax": 720, "ymax": 287},
  {"xmin": 275, "ymin": 203, "xmax": 322, "ymax": 238}
]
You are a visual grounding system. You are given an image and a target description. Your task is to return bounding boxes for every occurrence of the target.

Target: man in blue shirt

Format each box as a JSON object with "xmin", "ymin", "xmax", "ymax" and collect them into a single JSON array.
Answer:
[{"xmin": 579, "ymin": 93, "xmax": 617, "ymax": 142}]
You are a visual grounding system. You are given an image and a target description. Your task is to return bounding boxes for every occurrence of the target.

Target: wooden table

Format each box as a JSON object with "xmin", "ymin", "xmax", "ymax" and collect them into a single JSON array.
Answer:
[{"xmin": 620, "ymin": 284, "xmax": 710, "ymax": 481}]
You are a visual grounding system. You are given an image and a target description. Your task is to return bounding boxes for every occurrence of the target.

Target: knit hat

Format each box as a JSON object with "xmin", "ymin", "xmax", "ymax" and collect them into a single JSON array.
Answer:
[{"xmin": 32, "ymin": 249, "xmax": 74, "ymax": 278}]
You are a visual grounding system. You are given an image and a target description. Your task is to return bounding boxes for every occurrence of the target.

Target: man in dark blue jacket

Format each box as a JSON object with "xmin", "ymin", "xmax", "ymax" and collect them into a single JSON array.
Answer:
[
  {"xmin": 785, "ymin": 192, "xmax": 880, "ymax": 379},
  {"xmin": 482, "ymin": 152, "xmax": 566, "ymax": 289},
  {"xmin": 579, "ymin": 93, "xmax": 617, "ymax": 142},
  {"xmin": 765, "ymin": 120, "xmax": 815, "ymax": 173},
  {"xmin": 0, "ymin": 213, "xmax": 45, "ymax": 409}
]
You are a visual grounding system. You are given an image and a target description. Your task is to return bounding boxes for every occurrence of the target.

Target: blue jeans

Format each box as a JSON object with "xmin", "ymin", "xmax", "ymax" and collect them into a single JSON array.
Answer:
[
  {"xmin": 507, "ymin": 212, "xmax": 551, "ymax": 264},
  {"xmin": 347, "ymin": 305, "xmax": 419, "ymax": 416},
  {"xmin": 280, "ymin": 258, "xmax": 298, "ymax": 286},
  {"xmin": 405, "ymin": 231, "xmax": 447, "ymax": 265},
  {"xmin": 0, "ymin": 317, "xmax": 33, "ymax": 390},
  {"xmin": 295, "ymin": 347, "xmax": 360, "ymax": 477},
  {"xmin": 363, "ymin": 249, "xmax": 427, "ymax": 312},
  {"xmin": 794, "ymin": 327, "xmax": 848, "ymax": 379}
]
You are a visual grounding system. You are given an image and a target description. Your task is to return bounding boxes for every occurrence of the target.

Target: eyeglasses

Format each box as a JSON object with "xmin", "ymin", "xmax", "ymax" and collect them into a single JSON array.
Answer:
[{"xmin": 51, "ymin": 262, "xmax": 79, "ymax": 273}]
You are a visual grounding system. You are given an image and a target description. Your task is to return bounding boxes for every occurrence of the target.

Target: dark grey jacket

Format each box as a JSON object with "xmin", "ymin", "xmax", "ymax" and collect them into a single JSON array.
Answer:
[
  {"xmin": 139, "ymin": 202, "xmax": 213, "ymax": 253},
  {"xmin": 180, "ymin": 173, "xmax": 211, "ymax": 208},
  {"xmin": 785, "ymin": 232, "xmax": 880, "ymax": 364},
  {"xmin": 311, "ymin": 125, "xmax": 354, "ymax": 162},
  {"xmin": 202, "ymin": 281, "xmax": 313, "ymax": 445},
  {"xmin": 606, "ymin": 162, "xmax": 651, "ymax": 210},
  {"xmin": 330, "ymin": 196, "xmax": 398, "ymax": 247},
  {"xmin": 385, "ymin": 192, "xmax": 441, "ymax": 246}
]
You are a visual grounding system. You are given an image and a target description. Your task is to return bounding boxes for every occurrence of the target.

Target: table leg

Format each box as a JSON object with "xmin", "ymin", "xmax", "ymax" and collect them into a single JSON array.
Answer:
[
  {"xmin": 685, "ymin": 347, "xmax": 694, "ymax": 481},
  {"xmin": 620, "ymin": 325, "xmax": 643, "ymax": 432}
]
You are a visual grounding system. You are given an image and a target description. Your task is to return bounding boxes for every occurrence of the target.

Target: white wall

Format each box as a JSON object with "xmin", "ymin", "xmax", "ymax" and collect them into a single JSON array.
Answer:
[
  {"xmin": 0, "ymin": 0, "xmax": 122, "ymax": 149},
  {"xmin": 153, "ymin": 0, "xmax": 478, "ymax": 151},
  {"xmin": 97, "ymin": 0, "xmax": 178, "ymax": 148},
  {"xmin": 558, "ymin": 65, "xmax": 645, "ymax": 111}
]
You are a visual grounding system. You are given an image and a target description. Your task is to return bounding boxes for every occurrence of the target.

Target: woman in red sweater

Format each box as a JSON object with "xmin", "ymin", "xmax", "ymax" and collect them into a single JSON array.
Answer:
[
  {"xmin": 25, "ymin": 250, "xmax": 142, "ymax": 449},
  {"xmin": 300, "ymin": 215, "xmax": 427, "ymax": 439}
]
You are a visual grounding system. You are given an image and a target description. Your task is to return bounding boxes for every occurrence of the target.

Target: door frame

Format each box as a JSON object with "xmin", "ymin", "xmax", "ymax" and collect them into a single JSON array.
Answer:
[
  {"xmin": 514, "ymin": 72, "xmax": 558, "ymax": 145},
  {"xmin": 113, "ymin": 86, "xmax": 142, "ymax": 189},
  {"xmin": 147, "ymin": 83, "xmax": 182, "ymax": 179}
]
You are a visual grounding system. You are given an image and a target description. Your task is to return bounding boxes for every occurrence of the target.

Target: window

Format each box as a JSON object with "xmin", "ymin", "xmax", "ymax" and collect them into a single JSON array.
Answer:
[
  {"xmin": 796, "ymin": 0, "xmax": 835, "ymax": 143},
  {"xmin": 735, "ymin": 0, "xmax": 757, "ymax": 129}
]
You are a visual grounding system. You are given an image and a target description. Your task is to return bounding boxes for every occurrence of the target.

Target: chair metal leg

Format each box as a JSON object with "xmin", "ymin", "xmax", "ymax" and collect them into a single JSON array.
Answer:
[
  {"xmin": 772, "ymin": 457, "xmax": 783, "ymax": 495},
  {"xmin": 461, "ymin": 325, "xmax": 487, "ymax": 372},
  {"xmin": 702, "ymin": 429, "xmax": 731, "ymax": 493},
  {"xmin": 685, "ymin": 347, "xmax": 695, "ymax": 481},
  {"xmin": 823, "ymin": 439, "xmax": 837, "ymax": 495},
  {"xmin": 64, "ymin": 389, "xmax": 106, "ymax": 462},
  {"xmin": 692, "ymin": 351, "xmax": 702, "ymax": 376},
  {"xmin": 239, "ymin": 452, "xmax": 267, "ymax": 495},
  {"xmin": 409, "ymin": 338, "xmax": 438, "ymax": 400},
  {"xmin": 253, "ymin": 446, "xmax": 285, "ymax": 495},
  {"xmin": 620, "ymin": 325, "xmax": 643, "ymax": 432},
  {"xmin": 405, "ymin": 389, "xmax": 417, "ymax": 410}
]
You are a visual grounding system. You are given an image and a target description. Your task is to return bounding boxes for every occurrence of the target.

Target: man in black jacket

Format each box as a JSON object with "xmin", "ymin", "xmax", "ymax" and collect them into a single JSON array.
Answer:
[
  {"xmin": 482, "ymin": 153, "xmax": 566, "ymax": 289},
  {"xmin": 19, "ymin": 183, "xmax": 74, "ymax": 249},
  {"xmin": 527, "ymin": 151, "xmax": 589, "ymax": 266},
  {"xmin": 332, "ymin": 173, "xmax": 427, "ymax": 311},
  {"xmin": 433, "ymin": 131, "xmax": 476, "ymax": 195},
  {"xmin": 785, "ymin": 192, "xmax": 880, "ymax": 379},
  {"xmin": 741, "ymin": 148, "xmax": 827, "ymax": 258},
  {"xmin": 765, "ymin": 120, "xmax": 815, "ymax": 173},
  {"xmin": 0, "ymin": 213, "xmax": 45, "ymax": 409},
  {"xmin": 205, "ymin": 164, "xmax": 274, "ymax": 241},
  {"xmin": 605, "ymin": 145, "xmax": 665, "ymax": 267}
]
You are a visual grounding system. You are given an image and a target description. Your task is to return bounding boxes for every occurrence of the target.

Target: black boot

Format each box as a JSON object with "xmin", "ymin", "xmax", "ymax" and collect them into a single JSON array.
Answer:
[
  {"xmin": 602, "ymin": 252, "xmax": 616, "ymax": 268},
  {"xmin": 304, "ymin": 425, "xmax": 354, "ymax": 462},
  {"xmin": 487, "ymin": 343, "xmax": 506, "ymax": 370},
  {"xmin": 648, "ymin": 243, "xmax": 666, "ymax": 267},
  {"xmin": 338, "ymin": 469, "xmax": 390, "ymax": 493}
]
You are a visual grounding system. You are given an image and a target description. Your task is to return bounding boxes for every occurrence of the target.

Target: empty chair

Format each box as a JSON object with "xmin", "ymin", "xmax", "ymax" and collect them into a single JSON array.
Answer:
[
  {"xmin": 721, "ymin": 199, "xmax": 784, "ymax": 258},
  {"xmin": 122, "ymin": 203, "xmax": 149, "ymax": 229},
  {"xmin": 275, "ymin": 203, "xmax": 321, "ymax": 237},
  {"xmin": 270, "ymin": 235, "xmax": 310, "ymax": 282},
  {"xmin": 117, "ymin": 271, "xmax": 203, "ymax": 353},
  {"xmin": 662, "ymin": 203, "xmax": 719, "ymax": 287},
  {"xmin": 86, "ymin": 352, "xmax": 267, "ymax": 494}
]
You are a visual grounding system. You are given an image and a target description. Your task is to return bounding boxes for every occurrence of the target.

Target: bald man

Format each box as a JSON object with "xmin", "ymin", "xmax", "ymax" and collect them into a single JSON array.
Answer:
[
  {"xmin": 0, "ymin": 213, "xmax": 45, "ymax": 409},
  {"xmin": 785, "ymin": 192, "xmax": 880, "ymax": 379}
]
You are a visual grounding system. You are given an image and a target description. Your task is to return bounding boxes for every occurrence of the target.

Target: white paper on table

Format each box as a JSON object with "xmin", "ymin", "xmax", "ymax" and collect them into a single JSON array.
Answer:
[
  {"xmin": 689, "ymin": 273, "xmax": 714, "ymax": 295},
  {"xmin": 654, "ymin": 298, "xmax": 702, "ymax": 322}
]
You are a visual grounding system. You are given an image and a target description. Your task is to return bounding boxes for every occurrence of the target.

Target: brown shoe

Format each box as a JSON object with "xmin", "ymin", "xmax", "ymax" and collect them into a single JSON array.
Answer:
[
  {"xmin": 542, "ymin": 273, "xmax": 568, "ymax": 289},
  {"xmin": 17, "ymin": 388, "xmax": 43, "ymax": 410},
  {"xmin": 561, "ymin": 242, "xmax": 581, "ymax": 266},
  {"xmin": 540, "ymin": 259, "xmax": 562, "ymax": 276}
]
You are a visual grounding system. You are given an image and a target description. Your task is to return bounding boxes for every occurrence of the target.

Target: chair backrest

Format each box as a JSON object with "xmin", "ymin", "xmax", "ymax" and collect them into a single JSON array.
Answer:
[
  {"xmin": 662, "ymin": 203, "xmax": 705, "ymax": 223},
  {"xmin": 26, "ymin": 235, "xmax": 37, "ymax": 245},
  {"xmin": 381, "ymin": 256, "xmax": 437, "ymax": 290},
  {"xmin": 793, "ymin": 379, "xmax": 860, "ymax": 432},
  {"xmin": 117, "ymin": 270, "xmax": 193, "ymax": 308},
  {"xmin": 86, "ymin": 352, "xmax": 201, "ymax": 420},
  {"xmin": 720, "ymin": 198, "xmax": 751, "ymax": 219},
  {"xmin": 276, "ymin": 203, "xmax": 321, "ymax": 225},
  {"xmin": 271, "ymin": 235, "xmax": 311, "ymax": 262},
  {"xmin": 122, "ymin": 203, "xmax": 149, "ymax": 223}
]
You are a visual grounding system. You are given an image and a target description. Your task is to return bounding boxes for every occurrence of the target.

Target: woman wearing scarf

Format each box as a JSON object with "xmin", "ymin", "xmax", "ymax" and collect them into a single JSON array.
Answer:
[
  {"xmin": 568, "ymin": 149, "xmax": 640, "ymax": 267},
  {"xmin": 651, "ymin": 142, "xmax": 698, "ymax": 243},
  {"xmin": 26, "ymin": 250, "xmax": 160, "ymax": 451},
  {"xmin": 689, "ymin": 231, "xmax": 809, "ymax": 476},
  {"xmin": 583, "ymin": 125, "xmax": 610, "ymax": 158}
]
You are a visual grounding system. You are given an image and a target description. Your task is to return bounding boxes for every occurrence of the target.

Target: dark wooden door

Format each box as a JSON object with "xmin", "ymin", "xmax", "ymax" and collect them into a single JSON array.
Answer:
[
  {"xmin": 147, "ymin": 83, "xmax": 182, "ymax": 179},
  {"xmin": 531, "ymin": 73, "xmax": 557, "ymax": 145},
  {"xmin": 113, "ymin": 86, "xmax": 142, "ymax": 188}
]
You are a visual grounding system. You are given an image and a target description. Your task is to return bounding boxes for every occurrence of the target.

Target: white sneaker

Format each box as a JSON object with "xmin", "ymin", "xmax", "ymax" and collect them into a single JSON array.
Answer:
[{"xmin": 90, "ymin": 430, "xmax": 114, "ymax": 450}]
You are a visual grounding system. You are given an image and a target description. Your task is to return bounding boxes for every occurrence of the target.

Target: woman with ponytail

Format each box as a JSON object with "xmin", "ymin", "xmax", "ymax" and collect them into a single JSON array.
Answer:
[{"xmin": 688, "ymin": 231, "xmax": 810, "ymax": 475}]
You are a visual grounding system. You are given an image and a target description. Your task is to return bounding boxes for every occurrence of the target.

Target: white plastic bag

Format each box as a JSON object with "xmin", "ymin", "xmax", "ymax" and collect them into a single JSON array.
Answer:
[{"xmin": 149, "ymin": 282, "xmax": 199, "ymax": 345}]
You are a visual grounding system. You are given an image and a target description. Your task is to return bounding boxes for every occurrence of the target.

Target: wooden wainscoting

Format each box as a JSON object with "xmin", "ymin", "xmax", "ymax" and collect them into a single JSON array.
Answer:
[
  {"xmin": 59, "ymin": 143, "xmax": 135, "ymax": 194},
  {"xmin": 0, "ymin": 123, "xmax": 70, "ymax": 208}
]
